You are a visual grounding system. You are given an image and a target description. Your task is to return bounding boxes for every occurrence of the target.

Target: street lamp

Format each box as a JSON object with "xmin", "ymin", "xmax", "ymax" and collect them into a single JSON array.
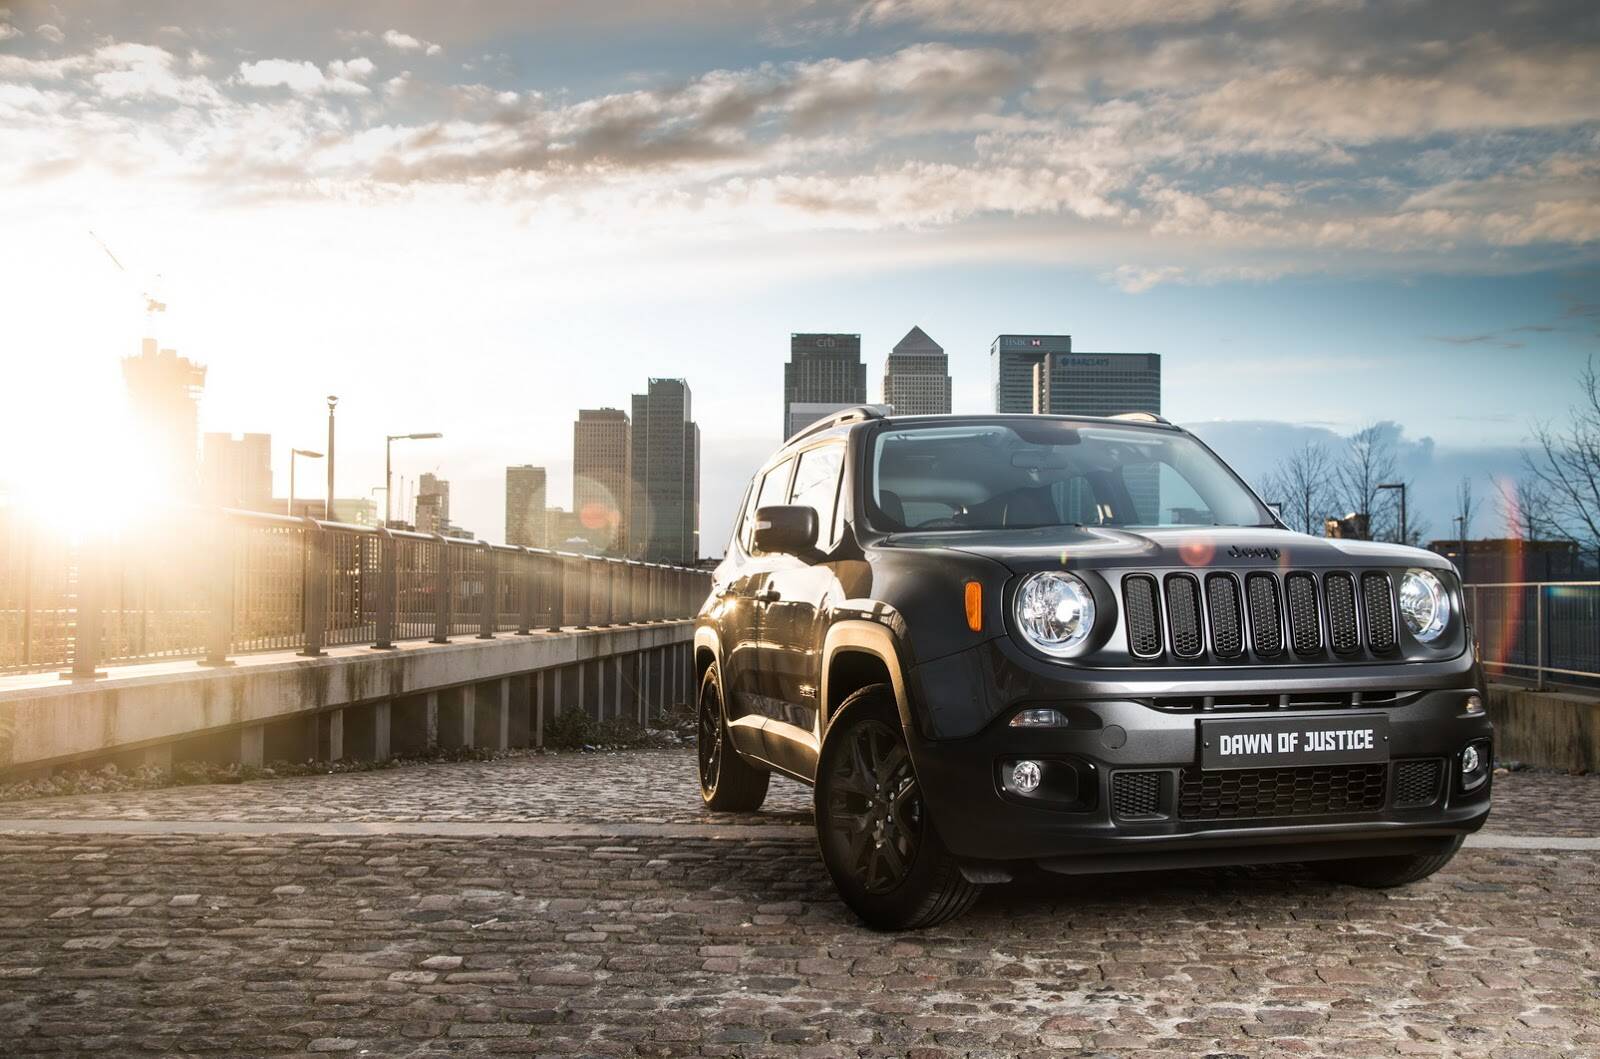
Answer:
[
  {"xmin": 385, "ymin": 432, "xmax": 442, "ymax": 527},
  {"xmin": 325, "ymin": 396, "xmax": 339, "ymax": 514},
  {"xmin": 1378, "ymin": 482, "xmax": 1407, "ymax": 544},
  {"xmin": 288, "ymin": 448, "xmax": 324, "ymax": 517}
]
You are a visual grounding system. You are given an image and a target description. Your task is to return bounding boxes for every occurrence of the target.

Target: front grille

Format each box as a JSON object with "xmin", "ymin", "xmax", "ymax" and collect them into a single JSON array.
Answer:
[
  {"xmin": 1165, "ymin": 575, "xmax": 1204, "ymax": 658},
  {"xmin": 1285, "ymin": 572, "xmax": 1322, "ymax": 654},
  {"xmin": 1206, "ymin": 575, "xmax": 1243, "ymax": 658},
  {"xmin": 1363, "ymin": 573, "xmax": 1397, "ymax": 652},
  {"xmin": 1326, "ymin": 573, "xmax": 1360, "ymax": 654},
  {"xmin": 1393, "ymin": 759, "xmax": 1443, "ymax": 808},
  {"xmin": 1118, "ymin": 566, "xmax": 1420, "ymax": 665},
  {"xmin": 1178, "ymin": 764, "xmax": 1387, "ymax": 820},
  {"xmin": 1123, "ymin": 575, "xmax": 1162, "ymax": 658},
  {"xmin": 1112, "ymin": 771, "xmax": 1163, "ymax": 817},
  {"xmin": 1246, "ymin": 573, "xmax": 1283, "ymax": 657}
]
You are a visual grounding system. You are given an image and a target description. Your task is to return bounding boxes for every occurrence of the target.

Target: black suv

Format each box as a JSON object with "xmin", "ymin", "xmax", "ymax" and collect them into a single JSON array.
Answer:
[{"xmin": 693, "ymin": 408, "xmax": 1491, "ymax": 930}]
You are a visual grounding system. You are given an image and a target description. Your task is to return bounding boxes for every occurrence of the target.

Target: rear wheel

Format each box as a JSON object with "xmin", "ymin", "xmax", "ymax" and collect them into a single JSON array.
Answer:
[
  {"xmin": 697, "ymin": 664, "xmax": 769, "ymax": 812},
  {"xmin": 1310, "ymin": 836, "xmax": 1463, "ymax": 888},
  {"xmin": 815, "ymin": 687, "xmax": 981, "ymax": 930}
]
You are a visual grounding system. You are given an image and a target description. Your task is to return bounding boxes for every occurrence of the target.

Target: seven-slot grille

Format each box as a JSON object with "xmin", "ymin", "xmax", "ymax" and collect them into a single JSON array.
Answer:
[{"xmin": 1124, "ymin": 569, "xmax": 1401, "ymax": 663}]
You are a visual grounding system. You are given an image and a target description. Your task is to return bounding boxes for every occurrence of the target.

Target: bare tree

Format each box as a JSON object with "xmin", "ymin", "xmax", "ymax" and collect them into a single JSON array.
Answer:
[
  {"xmin": 1335, "ymin": 423, "xmax": 1401, "ymax": 541},
  {"xmin": 1522, "ymin": 356, "xmax": 1600, "ymax": 556},
  {"xmin": 1497, "ymin": 476, "xmax": 1559, "ymax": 540},
  {"xmin": 1260, "ymin": 442, "xmax": 1336, "ymax": 535},
  {"xmin": 1454, "ymin": 476, "xmax": 1477, "ymax": 542}
]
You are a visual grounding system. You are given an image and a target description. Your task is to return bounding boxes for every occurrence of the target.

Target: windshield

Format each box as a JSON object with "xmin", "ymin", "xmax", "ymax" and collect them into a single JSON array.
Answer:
[{"xmin": 867, "ymin": 420, "xmax": 1273, "ymax": 531}]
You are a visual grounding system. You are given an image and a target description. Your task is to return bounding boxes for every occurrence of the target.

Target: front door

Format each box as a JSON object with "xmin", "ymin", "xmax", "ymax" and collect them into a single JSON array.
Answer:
[{"xmin": 757, "ymin": 442, "xmax": 844, "ymax": 780}]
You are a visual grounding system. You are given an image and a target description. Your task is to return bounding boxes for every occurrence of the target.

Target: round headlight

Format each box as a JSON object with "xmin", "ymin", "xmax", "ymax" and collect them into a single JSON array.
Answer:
[
  {"xmin": 1399, "ymin": 568, "xmax": 1450, "ymax": 642},
  {"xmin": 1014, "ymin": 572, "xmax": 1096, "ymax": 656}
]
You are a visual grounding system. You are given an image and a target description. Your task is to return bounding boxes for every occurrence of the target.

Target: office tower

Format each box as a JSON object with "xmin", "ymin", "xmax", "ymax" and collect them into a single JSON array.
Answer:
[
  {"xmin": 415, "ymin": 473, "xmax": 449, "ymax": 534},
  {"xmin": 630, "ymin": 378, "xmax": 699, "ymax": 564},
  {"xmin": 201, "ymin": 432, "xmax": 273, "ymax": 511},
  {"xmin": 882, "ymin": 326, "xmax": 951, "ymax": 415},
  {"xmin": 1033, "ymin": 352, "xmax": 1162, "ymax": 417},
  {"xmin": 573, "ymin": 408, "xmax": 630, "ymax": 554},
  {"xmin": 505, "ymin": 465, "xmax": 548, "ymax": 548},
  {"xmin": 546, "ymin": 507, "xmax": 589, "ymax": 552},
  {"xmin": 785, "ymin": 333, "xmax": 864, "ymax": 438},
  {"xmin": 990, "ymin": 334, "xmax": 1070, "ymax": 413},
  {"xmin": 122, "ymin": 337, "xmax": 206, "ymax": 498}
]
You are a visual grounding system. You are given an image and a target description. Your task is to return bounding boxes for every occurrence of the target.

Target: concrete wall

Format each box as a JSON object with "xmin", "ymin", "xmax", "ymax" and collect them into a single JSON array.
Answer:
[
  {"xmin": 1486, "ymin": 683, "xmax": 1600, "ymax": 773},
  {"xmin": 0, "ymin": 624, "xmax": 695, "ymax": 775}
]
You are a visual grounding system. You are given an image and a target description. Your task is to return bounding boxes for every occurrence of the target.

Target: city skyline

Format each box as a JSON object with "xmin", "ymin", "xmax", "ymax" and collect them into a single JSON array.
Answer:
[{"xmin": 0, "ymin": 3, "xmax": 1594, "ymax": 553}]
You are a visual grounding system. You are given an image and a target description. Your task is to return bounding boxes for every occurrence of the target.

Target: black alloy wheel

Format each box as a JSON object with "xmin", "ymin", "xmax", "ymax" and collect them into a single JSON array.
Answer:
[{"xmin": 696, "ymin": 663, "xmax": 769, "ymax": 812}]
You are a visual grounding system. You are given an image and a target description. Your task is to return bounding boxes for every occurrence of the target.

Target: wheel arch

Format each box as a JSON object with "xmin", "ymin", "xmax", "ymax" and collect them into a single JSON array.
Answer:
[
  {"xmin": 693, "ymin": 624, "xmax": 721, "ymax": 691},
  {"xmin": 820, "ymin": 620, "xmax": 914, "ymax": 739}
]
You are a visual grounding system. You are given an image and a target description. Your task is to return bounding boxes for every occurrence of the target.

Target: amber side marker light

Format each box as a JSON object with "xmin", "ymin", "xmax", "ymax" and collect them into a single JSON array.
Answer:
[{"xmin": 964, "ymin": 581, "xmax": 983, "ymax": 632}]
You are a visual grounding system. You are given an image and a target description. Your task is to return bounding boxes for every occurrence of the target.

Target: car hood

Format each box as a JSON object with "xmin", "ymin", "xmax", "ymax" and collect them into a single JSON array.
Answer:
[{"xmin": 879, "ymin": 524, "xmax": 1447, "ymax": 575}]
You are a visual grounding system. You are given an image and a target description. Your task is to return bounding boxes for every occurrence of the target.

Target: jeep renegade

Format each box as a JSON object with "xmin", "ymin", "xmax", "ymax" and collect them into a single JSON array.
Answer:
[{"xmin": 693, "ymin": 408, "xmax": 1491, "ymax": 930}]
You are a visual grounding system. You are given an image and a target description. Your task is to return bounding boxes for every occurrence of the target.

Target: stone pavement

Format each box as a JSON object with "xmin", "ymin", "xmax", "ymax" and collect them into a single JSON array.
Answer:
[{"xmin": 0, "ymin": 753, "xmax": 1596, "ymax": 1057}]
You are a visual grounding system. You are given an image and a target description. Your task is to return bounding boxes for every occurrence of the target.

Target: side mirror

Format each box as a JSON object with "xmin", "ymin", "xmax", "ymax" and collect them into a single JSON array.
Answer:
[{"xmin": 753, "ymin": 505, "xmax": 819, "ymax": 557}]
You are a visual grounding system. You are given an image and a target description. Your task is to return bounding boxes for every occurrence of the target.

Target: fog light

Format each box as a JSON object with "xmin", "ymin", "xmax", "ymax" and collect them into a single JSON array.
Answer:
[
  {"xmin": 1010, "ymin": 707, "xmax": 1069, "ymax": 728},
  {"xmin": 1465, "ymin": 694, "xmax": 1483, "ymax": 714},
  {"xmin": 1462, "ymin": 744, "xmax": 1480, "ymax": 774},
  {"xmin": 1011, "ymin": 760, "xmax": 1043, "ymax": 793},
  {"xmin": 1461, "ymin": 739, "xmax": 1491, "ymax": 792}
]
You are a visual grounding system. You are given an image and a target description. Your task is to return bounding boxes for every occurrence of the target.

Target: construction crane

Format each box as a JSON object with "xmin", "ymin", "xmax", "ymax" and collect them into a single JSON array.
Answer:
[{"xmin": 88, "ymin": 230, "xmax": 167, "ymax": 318}]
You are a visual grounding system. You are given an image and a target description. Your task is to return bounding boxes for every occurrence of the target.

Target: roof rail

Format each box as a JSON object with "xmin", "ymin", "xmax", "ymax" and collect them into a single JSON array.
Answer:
[
  {"xmin": 1109, "ymin": 411, "xmax": 1172, "ymax": 425},
  {"xmin": 785, "ymin": 404, "xmax": 890, "ymax": 444}
]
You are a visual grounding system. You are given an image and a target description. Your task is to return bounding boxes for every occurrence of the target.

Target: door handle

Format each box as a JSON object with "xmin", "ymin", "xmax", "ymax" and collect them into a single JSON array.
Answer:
[{"xmin": 755, "ymin": 588, "xmax": 780, "ymax": 603}]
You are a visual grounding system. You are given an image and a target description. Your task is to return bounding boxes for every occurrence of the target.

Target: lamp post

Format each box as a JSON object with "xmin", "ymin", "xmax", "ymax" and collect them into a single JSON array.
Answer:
[
  {"xmin": 385, "ymin": 432, "xmax": 442, "ymax": 528},
  {"xmin": 288, "ymin": 448, "xmax": 324, "ymax": 517},
  {"xmin": 1378, "ymin": 482, "xmax": 1407, "ymax": 545},
  {"xmin": 325, "ymin": 395, "xmax": 339, "ymax": 515}
]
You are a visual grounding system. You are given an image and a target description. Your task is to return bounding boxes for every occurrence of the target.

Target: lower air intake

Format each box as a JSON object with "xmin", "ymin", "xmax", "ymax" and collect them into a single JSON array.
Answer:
[
  {"xmin": 1112, "ymin": 771, "xmax": 1163, "ymax": 818},
  {"xmin": 1178, "ymin": 764, "xmax": 1387, "ymax": 820},
  {"xmin": 1393, "ymin": 759, "xmax": 1443, "ymax": 809}
]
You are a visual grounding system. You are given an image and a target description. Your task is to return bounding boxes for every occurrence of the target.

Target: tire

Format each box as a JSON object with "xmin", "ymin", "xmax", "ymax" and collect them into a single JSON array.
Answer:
[
  {"xmin": 814, "ymin": 686, "xmax": 982, "ymax": 931},
  {"xmin": 1310, "ymin": 836, "xmax": 1464, "ymax": 888},
  {"xmin": 697, "ymin": 663, "xmax": 769, "ymax": 812}
]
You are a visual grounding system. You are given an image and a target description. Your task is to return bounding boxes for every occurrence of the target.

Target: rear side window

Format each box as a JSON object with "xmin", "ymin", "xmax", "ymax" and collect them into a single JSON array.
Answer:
[{"xmin": 788, "ymin": 445, "xmax": 844, "ymax": 548}]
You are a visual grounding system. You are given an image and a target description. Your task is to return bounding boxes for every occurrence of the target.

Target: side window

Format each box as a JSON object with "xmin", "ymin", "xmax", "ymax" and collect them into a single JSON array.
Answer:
[
  {"xmin": 731, "ymin": 482, "xmax": 757, "ymax": 555},
  {"xmin": 788, "ymin": 445, "xmax": 844, "ymax": 548},
  {"xmin": 745, "ymin": 458, "xmax": 794, "ymax": 552}
]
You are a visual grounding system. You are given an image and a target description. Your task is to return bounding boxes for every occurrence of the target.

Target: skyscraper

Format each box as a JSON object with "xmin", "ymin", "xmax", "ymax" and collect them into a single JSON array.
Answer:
[
  {"xmin": 201, "ymin": 432, "xmax": 273, "ymax": 511},
  {"xmin": 784, "ymin": 333, "xmax": 864, "ymax": 439},
  {"xmin": 505, "ymin": 464, "xmax": 548, "ymax": 548},
  {"xmin": 123, "ymin": 337, "xmax": 206, "ymax": 498},
  {"xmin": 882, "ymin": 326, "xmax": 951, "ymax": 415},
  {"xmin": 1033, "ymin": 353, "xmax": 1162, "ymax": 417},
  {"xmin": 415, "ymin": 473, "xmax": 450, "ymax": 534},
  {"xmin": 573, "ymin": 408, "xmax": 630, "ymax": 554},
  {"xmin": 990, "ymin": 334, "xmax": 1070, "ymax": 413},
  {"xmin": 630, "ymin": 379, "xmax": 699, "ymax": 564}
]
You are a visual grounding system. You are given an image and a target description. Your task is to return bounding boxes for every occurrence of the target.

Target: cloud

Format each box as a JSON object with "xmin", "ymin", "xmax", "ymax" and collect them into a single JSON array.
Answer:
[
  {"xmin": 382, "ymin": 29, "xmax": 441, "ymax": 55},
  {"xmin": 236, "ymin": 56, "xmax": 373, "ymax": 96},
  {"xmin": 35, "ymin": 24, "xmax": 63, "ymax": 44}
]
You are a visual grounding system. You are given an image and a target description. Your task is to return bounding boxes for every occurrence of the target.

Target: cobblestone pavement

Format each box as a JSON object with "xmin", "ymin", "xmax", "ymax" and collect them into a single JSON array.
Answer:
[
  {"xmin": 0, "ymin": 754, "xmax": 1596, "ymax": 1057},
  {"xmin": 0, "ymin": 750, "xmax": 1591, "ymax": 837}
]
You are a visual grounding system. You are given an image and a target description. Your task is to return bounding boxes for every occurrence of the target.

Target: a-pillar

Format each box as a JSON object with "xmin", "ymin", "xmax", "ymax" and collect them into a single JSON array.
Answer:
[
  {"xmin": 474, "ymin": 678, "xmax": 509, "ymax": 750},
  {"xmin": 438, "ymin": 685, "xmax": 475, "ymax": 749}
]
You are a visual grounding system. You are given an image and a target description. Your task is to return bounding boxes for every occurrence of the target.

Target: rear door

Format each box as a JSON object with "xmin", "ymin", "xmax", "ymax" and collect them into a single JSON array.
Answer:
[{"xmin": 719, "ymin": 457, "xmax": 793, "ymax": 756}]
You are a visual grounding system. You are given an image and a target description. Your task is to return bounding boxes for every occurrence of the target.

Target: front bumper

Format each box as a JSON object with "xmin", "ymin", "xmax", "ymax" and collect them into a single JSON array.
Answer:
[{"xmin": 905, "ymin": 652, "xmax": 1492, "ymax": 868}]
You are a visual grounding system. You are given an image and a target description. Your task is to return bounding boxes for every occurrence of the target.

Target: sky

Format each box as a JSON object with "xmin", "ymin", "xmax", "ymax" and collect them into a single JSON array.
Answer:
[{"xmin": 0, "ymin": 0, "xmax": 1596, "ymax": 552}]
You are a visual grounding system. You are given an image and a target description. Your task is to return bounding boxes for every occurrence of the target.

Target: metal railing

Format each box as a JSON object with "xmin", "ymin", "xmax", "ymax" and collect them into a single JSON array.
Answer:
[
  {"xmin": 1464, "ymin": 581, "xmax": 1600, "ymax": 691},
  {"xmin": 0, "ymin": 507, "xmax": 712, "ymax": 678}
]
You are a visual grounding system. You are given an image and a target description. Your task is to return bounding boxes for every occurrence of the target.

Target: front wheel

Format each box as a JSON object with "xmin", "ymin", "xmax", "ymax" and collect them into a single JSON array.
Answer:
[
  {"xmin": 697, "ymin": 664, "xmax": 769, "ymax": 812},
  {"xmin": 814, "ymin": 687, "xmax": 982, "ymax": 930},
  {"xmin": 1310, "ymin": 836, "xmax": 1463, "ymax": 888}
]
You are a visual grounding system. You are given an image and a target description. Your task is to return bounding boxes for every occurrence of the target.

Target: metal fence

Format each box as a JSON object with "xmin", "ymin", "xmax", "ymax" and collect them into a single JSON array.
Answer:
[
  {"xmin": 0, "ymin": 507, "xmax": 712, "ymax": 678},
  {"xmin": 1464, "ymin": 581, "xmax": 1600, "ymax": 691}
]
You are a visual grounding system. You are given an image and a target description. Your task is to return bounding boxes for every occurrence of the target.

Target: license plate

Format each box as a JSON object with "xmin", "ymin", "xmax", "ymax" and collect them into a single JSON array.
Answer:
[{"xmin": 1200, "ymin": 714, "xmax": 1389, "ymax": 770}]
